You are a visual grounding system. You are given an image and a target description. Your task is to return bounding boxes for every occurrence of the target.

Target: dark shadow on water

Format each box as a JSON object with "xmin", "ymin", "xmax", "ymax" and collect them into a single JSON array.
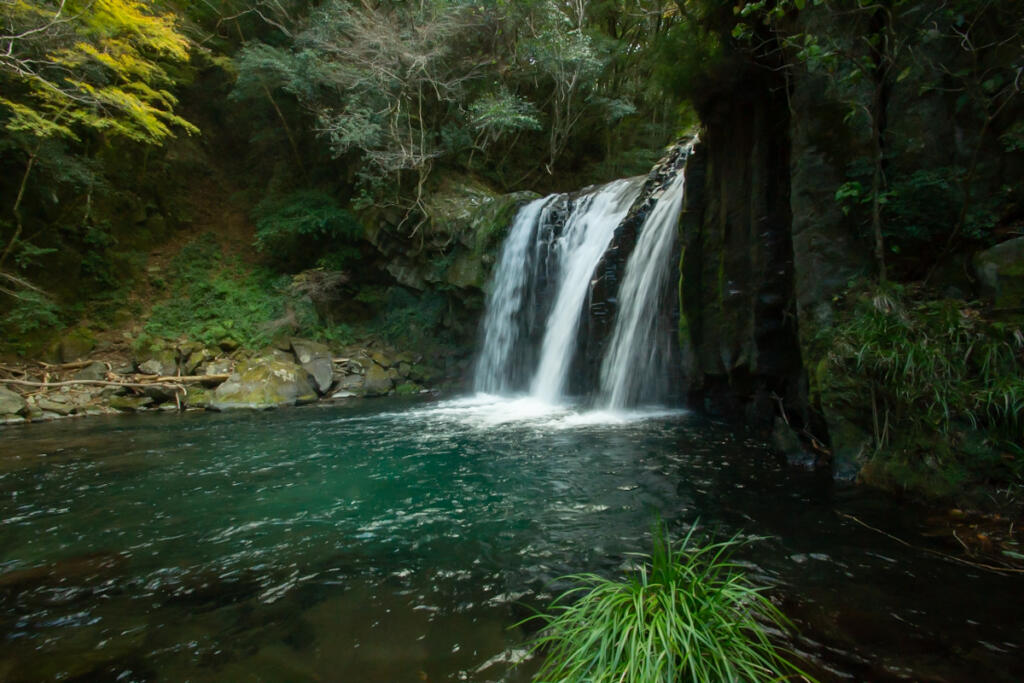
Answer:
[{"xmin": 0, "ymin": 398, "xmax": 1021, "ymax": 682}]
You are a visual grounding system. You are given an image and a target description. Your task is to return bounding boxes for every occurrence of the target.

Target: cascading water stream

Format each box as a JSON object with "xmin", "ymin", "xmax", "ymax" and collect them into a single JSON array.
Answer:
[
  {"xmin": 598, "ymin": 169, "xmax": 688, "ymax": 409},
  {"xmin": 472, "ymin": 178, "xmax": 642, "ymax": 398},
  {"xmin": 473, "ymin": 196, "xmax": 554, "ymax": 395},
  {"xmin": 528, "ymin": 179, "xmax": 642, "ymax": 403},
  {"xmin": 473, "ymin": 144, "xmax": 689, "ymax": 409}
]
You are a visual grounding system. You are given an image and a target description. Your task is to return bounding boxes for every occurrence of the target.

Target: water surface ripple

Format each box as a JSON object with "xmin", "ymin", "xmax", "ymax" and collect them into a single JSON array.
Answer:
[{"xmin": 0, "ymin": 397, "xmax": 1021, "ymax": 681}]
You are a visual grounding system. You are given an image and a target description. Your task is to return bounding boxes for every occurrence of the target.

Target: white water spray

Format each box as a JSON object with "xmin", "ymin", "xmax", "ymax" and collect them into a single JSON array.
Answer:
[
  {"xmin": 474, "ymin": 197, "xmax": 554, "ymax": 394},
  {"xmin": 598, "ymin": 169, "xmax": 687, "ymax": 408},
  {"xmin": 529, "ymin": 178, "xmax": 642, "ymax": 403}
]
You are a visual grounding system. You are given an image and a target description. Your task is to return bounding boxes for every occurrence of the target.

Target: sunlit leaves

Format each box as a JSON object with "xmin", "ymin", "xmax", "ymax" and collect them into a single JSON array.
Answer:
[{"xmin": 0, "ymin": 0, "xmax": 196, "ymax": 143}]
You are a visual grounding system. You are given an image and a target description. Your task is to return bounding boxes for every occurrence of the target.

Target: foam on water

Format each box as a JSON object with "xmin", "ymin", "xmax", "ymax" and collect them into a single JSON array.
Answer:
[{"xmin": 391, "ymin": 394, "xmax": 688, "ymax": 431}]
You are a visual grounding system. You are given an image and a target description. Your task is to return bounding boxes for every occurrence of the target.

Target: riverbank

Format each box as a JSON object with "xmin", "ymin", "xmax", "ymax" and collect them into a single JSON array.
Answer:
[{"xmin": 0, "ymin": 337, "xmax": 465, "ymax": 425}]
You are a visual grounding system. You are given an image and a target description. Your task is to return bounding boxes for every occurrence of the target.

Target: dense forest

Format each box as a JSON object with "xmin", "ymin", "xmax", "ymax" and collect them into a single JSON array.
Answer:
[
  {"xmin": 2, "ymin": 0, "xmax": 1023, "ymax": 503},
  {"xmin": 3, "ymin": 2, "xmax": 1024, "ymax": 681}
]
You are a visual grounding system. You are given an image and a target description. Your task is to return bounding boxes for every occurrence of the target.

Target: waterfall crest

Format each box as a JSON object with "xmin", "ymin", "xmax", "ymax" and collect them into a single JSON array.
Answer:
[{"xmin": 474, "ymin": 142, "xmax": 691, "ymax": 408}]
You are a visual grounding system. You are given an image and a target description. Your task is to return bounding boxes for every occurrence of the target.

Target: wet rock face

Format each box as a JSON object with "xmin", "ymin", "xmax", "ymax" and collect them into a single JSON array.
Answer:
[
  {"xmin": 210, "ymin": 358, "xmax": 318, "ymax": 410},
  {"xmin": 679, "ymin": 75, "xmax": 804, "ymax": 430}
]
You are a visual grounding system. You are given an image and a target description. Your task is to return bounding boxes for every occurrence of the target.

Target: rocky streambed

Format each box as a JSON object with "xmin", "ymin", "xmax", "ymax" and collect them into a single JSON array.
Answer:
[{"xmin": 0, "ymin": 338, "xmax": 455, "ymax": 425}]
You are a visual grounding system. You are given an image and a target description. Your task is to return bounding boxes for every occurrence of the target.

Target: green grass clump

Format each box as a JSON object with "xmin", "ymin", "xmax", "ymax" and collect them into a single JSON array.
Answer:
[
  {"xmin": 814, "ymin": 282, "xmax": 1024, "ymax": 497},
  {"xmin": 526, "ymin": 526, "xmax": 810, "ymax": 683}
]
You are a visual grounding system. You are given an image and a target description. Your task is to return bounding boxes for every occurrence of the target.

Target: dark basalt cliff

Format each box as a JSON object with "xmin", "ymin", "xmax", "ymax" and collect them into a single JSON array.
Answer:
[{"xmin": 676, "ymin": 9, "xmax": 1023, "ymax": 480}]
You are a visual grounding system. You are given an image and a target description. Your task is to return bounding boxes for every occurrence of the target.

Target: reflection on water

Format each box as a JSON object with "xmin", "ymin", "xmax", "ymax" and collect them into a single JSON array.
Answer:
[{"xmin": 0, "ymin": 397, "xmax": 1022, "ymax": 682}]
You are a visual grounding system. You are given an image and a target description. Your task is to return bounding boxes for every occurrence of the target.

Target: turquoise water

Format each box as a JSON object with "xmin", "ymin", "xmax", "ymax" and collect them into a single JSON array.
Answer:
[{"xmin": 1, "ymin": 396, "xmax": 1022, "ymax": 681}]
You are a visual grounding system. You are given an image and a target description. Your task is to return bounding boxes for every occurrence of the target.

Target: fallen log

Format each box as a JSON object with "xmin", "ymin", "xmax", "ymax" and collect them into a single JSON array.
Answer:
[
  {"xmin": 150, "ymin": 374, "xmax": 230, "ymax": 383},
  {"xmin": 35, "ymin": 360, "xmax": 104, "ymax": 371},
  {"xmin": 0, "ymin": 378, "xmax": 186, "ymax": 393}
]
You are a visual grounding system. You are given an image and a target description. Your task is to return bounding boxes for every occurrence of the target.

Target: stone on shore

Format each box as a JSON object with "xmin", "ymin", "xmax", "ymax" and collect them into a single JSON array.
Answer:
[{"xmin": 210, "ymin": 358, "xmax": 317, "ymax": 410}]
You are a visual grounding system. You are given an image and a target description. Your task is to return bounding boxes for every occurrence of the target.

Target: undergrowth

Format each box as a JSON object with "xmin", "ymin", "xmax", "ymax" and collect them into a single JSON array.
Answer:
[
  {"xmin": 142, "ymin": 234, "xmax": 324, "ymax": 348},
  {"xmin": 524, "ymin": 525, "xmax": 812, "ymax": 683},
  {"xmin": 814, "ymin": 282, "xmax": 1024, "ymax": 500}
]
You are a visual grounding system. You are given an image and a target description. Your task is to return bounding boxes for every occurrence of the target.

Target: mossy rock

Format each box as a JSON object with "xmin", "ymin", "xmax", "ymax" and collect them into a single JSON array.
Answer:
[
  {"xmin": 424, "ymin": 174, "xmax": 501, "ymax": 238},
  {"xmin": 370, "ymin": 351, "xmax": 393, "ymax": 368},
  {"xmin": 109, "ymin": 395, "xmax": 155, "ymax": 412},
  {"xmin": 210, "ymin": 358, "xmax": 317, "ymax": 410},
  {"xmin": 974, "ymin": 237, "xmax": 1024, "ymax": 310},
  {"xmin": 469, "ymin": 190, "xmax": 541, "ymax": 257},
  {"xmin": 408, "ymin": 364, "xmax": 441, "ymax": 385},
  {"xmin": 445, "ymin": 250, "xmax": 487, "ymax": 290},
  {"xmin": 184, "ymin": 386, "xmax": 212, "ymax": 410},
  {"xmin": 363, "ymin": 363, "xmax": 394, "ymax": 397},
  {"xmin": 137, "ymin": 348, "xmax": 178, "ymax": 376},
  {"xmin": 56, "ymin": 328, "xmax": 97, "ymax": 363},
  {"xmin": 394, "ymin": 382, "xmax": 423, "ymax": 396}
]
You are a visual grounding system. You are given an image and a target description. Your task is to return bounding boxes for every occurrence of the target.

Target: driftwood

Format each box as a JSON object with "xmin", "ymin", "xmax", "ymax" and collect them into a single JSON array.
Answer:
[
  {"xmin": 836, "ymin": 511, "xmax": 1024, "ymax": 575},
  {"xmin": 36, "ymin": 360, "xmax": 104, "ymax": 371},
  {"xmin": 0, "ymin": 378, "xmax": 187, "ymax": 393},
  {"xmin": 150, "ymin": 374, "xmax": 230, "ymax": 383}
]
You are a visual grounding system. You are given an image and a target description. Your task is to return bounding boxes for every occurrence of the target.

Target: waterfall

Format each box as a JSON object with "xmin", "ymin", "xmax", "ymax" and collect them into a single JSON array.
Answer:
[
  {"xmin": 473, "ymin": 142, "xmax": 690, "ymax": 408},
  {"xmin": 473, "ymin": 196, "xmax": 553, "ymax": 394},
  {"xmin": 598, "ymin": 169, "xmax": 687, "ymax": 408},
  {"xmin": 528, "ymin": 179, "xmax": 642, "ymax": 402}
]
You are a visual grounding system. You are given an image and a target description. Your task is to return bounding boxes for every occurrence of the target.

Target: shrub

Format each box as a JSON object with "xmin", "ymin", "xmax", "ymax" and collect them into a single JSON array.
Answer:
[
  {"xmin": 525, "ymin": 526, "xmax": 810, "ymax": 683},
  {"xmin": 252, "ymin": 190, "xmax": 362, "ymax": 270},
  {"xmin": 813, "ymin": 282, "xmax": 1024, "ymax": 498},
  {"xmin": 143, "ymin": 234, "xmax": 338, "ymax": 348}
]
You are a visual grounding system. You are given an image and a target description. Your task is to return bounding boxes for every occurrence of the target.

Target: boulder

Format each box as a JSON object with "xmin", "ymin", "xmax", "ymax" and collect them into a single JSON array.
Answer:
[
  {"xmin": 370, "ymin": 351, "xmax": 392, "ymax": 368},
  {"xmin": 290, "ymin": 339, "xmax": 334, "ymax": 395},
  {"xmin": 0, "ymin": 386, "xmax": 27, "ymax": 416},
  {"xmin": 176, "ymin": 340, "xmax": 203, "ymax": 358},
  {"xmin": 394, "ymin": 382, "xmax": 424, "ymax": 396},
  {"xmin": 183, "ymin": 386, "xmax": 212, "ymax": 410},
  {"xmin": 408, "ymin": 364, "xmax": 440, "ymax": 385},
  {"xmin": 74, "ymin": 362, "xmax": 108, "ymax": 382},
  {"xmin": 974, "ymin": 237, "xmax": 1024, "ymax": 310},
  {"xmin": 37, "ymin": 397, "xmax": 74, "ymax": 416},
  {"xmin": 330, "ymin": 390, "xmax": 358, "ymax": 399},
  {"xmin": 445, "ymin": 251, "xmax": 486, "ymax": 289},
  {"xmin": 109, "ymin": 395, "xmax": 154, "ymax": 411},
  {"xmin": 58, "ymin": 329, "xmax": 96, "ymax": 362},
  {"xmin": 210, "ymin": 358, "xmax": 318, "ymax": 410},
  {"xmin": 201, "ymin": 359, "xmax": 233, "ymax": 376},
  {"xmin": 142, "ymin": 385, "xmax": 180, "ymax": 404},
  {"xmin": 137, "ymin": 348, "xmax": 178, "ymax": 376},
  {"xmin": 363, "ymin": 364, "xmax": 394, "ymax": 397},
  {"xmin": 334, "ymin": 373, "xmax": 365, "ymax": 396},
  {"xmin": 182, "ymin": 348, "xmax": 213, "ymax": 375}
]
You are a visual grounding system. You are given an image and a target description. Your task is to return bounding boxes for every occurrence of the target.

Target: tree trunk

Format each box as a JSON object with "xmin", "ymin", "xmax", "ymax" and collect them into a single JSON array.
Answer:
[{"xmin": 0, "ymin": 148, "xmax": 38, "ymax": 272}]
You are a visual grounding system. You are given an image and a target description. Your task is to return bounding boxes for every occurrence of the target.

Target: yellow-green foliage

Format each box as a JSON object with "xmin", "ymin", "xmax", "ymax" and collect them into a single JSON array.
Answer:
[{"xmin": 0, "ymin": 0, "xmax": 196, "ymax": 142}]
